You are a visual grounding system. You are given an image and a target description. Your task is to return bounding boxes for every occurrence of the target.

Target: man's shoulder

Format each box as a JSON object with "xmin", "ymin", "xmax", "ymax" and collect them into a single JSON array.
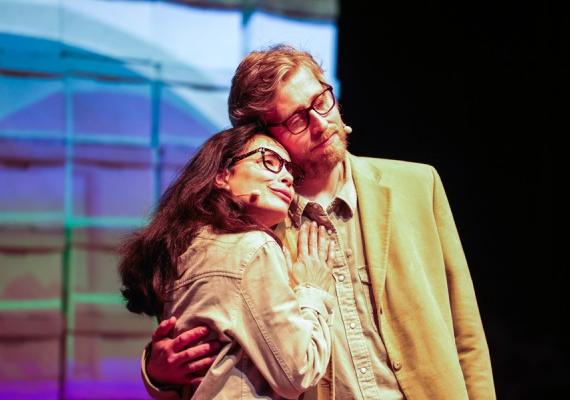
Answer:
[
  {"xmin": 348, "ymin": 153, "xmax": 436, "ymax": 181},
  {"xmin": 348, "ymin": 154, "xmax": 441, "ymax": 207}
]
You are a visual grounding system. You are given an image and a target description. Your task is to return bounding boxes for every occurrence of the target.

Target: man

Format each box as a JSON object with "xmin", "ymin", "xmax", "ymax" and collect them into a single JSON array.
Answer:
[{"xmin": 141, "ymin": 45, "xmax": 495, "ymax": 399}]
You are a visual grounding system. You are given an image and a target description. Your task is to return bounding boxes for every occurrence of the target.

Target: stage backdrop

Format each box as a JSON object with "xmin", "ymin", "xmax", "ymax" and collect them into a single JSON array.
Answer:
[{"xmin": 0, "ymin": 0, "xmax": 338, "ymax": 398}]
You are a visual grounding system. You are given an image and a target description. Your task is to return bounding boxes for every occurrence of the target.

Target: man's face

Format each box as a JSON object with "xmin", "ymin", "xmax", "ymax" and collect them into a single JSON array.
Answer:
[{"xmin": 264, "ymin": 67, "xmax": 348, "ymax": 176}]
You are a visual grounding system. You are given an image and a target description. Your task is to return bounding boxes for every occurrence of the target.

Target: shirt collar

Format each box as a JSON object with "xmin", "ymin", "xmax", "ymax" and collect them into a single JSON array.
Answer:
[{"xmin": 289, "ymin": 153, "xmax": 357, "ymax": 228}]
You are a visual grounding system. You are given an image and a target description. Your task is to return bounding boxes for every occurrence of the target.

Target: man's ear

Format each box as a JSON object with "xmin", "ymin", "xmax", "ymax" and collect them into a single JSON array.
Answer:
[{"xmin": 214, "ymin": 169, "xmax": 231, "ymax": 190}]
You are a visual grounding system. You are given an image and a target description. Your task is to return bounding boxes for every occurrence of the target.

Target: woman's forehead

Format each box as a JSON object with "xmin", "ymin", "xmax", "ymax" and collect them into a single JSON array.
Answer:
[{"xmin": 245, "ymin": 134, "xmax": 290, "ymax": 161}]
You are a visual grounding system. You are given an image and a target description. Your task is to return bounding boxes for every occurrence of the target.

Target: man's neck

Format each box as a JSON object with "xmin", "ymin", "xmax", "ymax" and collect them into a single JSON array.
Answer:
[{"xmin": 297, "ymin": 161, "xmax": 343, "ymax": 208}]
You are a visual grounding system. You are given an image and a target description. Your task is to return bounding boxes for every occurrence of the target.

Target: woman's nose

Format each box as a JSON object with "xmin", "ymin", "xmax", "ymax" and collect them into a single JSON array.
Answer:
[{"xmin": 280, "ymin": 167, "xmax": 294, "ymax": 186}]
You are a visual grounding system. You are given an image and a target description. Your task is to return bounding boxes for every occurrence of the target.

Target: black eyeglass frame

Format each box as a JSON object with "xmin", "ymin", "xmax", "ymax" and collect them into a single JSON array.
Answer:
[
  {"xmin": 228, "ymin": 147, "xmax": 303, "ymax": 182},
  {"xmin": 265, "ymin": 84, "xmax": 336, "ymax": 135}
]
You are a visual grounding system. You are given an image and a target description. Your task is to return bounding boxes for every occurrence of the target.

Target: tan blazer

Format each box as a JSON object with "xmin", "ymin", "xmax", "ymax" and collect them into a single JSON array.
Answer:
[{"xmin": 327, "ymin": 154, "xmax": 494, "ymax": 399}]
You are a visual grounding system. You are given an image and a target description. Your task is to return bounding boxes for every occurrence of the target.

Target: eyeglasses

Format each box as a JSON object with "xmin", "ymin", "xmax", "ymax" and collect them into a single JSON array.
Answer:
[
  {"xmin": 229, "ymin": 147, "xmax": 304, "ymax": 182},
  {"xmin": 266, "ymin": 85, "xmax": 336, "ymax": 135}
]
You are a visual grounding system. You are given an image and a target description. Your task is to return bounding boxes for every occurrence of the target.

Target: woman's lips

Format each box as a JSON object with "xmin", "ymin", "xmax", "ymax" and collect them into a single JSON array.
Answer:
[{"xmin": 269, "ymin": 187, "xmax": 293, "ymax": 204}]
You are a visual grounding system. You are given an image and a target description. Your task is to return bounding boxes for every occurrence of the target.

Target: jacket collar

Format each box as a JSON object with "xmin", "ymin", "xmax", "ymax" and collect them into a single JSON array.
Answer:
[{"xmin": 349, "ymin": 153, "xmax": 392, "ymax": 311}]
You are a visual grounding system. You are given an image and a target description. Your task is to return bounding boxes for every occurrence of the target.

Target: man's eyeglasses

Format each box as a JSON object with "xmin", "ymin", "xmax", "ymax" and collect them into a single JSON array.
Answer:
[
  {"xmin": 229, "ymin": 147, "xmax": 304, "ymax": 182},
  {"xmin": 265, "ymin": 85, "xmax": 335, "ymax": 135}
]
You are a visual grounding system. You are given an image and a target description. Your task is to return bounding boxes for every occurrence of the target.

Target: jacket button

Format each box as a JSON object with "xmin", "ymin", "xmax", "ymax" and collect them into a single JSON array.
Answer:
[
  {"xmin": 338, "ymin": 274, "xmax": 345, "ymax": 282},
  {"xmin": 393, "ymin": 361, "xmax": 402, "ymax": 371}
]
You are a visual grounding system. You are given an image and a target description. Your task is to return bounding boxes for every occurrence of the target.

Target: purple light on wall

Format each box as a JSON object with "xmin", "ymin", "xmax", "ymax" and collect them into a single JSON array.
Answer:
[
  {"xmin": 73, "ymin": 91, "xmax": 151, "ymax": 137},
  {"xmin": 160, "ymin": 99, "xmax": 214, "ymax": 137},
  {"xmin": 0, "ymin": 92, "xmax": 65, "ymax": 133}
]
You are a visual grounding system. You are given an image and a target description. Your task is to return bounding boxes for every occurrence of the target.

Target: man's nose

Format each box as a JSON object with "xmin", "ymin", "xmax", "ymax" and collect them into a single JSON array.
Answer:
[{"xmin": 308, "ymin": 109, "xmax": 328, "ymax": 136}]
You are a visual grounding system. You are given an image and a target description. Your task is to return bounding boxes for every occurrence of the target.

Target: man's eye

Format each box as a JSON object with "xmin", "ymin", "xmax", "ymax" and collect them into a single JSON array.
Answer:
[{"xmin": 287, "ymin": 113, "xmax": 305, "ymax": 128}]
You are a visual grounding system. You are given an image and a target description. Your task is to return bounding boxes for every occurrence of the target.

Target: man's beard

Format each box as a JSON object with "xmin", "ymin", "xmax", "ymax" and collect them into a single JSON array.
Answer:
[{"xmin": 300, "ymin": 126, "xmax": 348, "ymax": 180}]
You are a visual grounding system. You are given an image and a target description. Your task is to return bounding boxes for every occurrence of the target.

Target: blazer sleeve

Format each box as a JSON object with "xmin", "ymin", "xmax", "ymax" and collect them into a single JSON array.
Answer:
[
  {"xmin": 234, "ymin": 239, "xmax": 334, "ymax": 399},
  {"xmin": 431, "ymin": 166, "xmax": 496, "ymax": 399}
]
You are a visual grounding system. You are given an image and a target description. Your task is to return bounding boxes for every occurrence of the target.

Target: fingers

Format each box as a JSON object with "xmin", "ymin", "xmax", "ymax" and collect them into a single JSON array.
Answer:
[
  {"xmin": 179, "ymin": 340, "xmax": 221, "ymax": 382},
  {"xmin": 283, "ymin": 246, "xmax": 292, "ymax": 270},
  {"xmin": 152, "ymin": 316, "xmax": 176, "ymax": 342},
  {"xmin": 166, "ymin": 338, "xmax": 221, "ymax": 371},
  {"xmin": 182, "ymin": 340, "xmax": 222, "ymax": 364},
  {"xmin": 283, "ymin": 246, "xmax": 296, "ymax": 285},
  {"xmin": 172, "ymin": 325, "xmax": 210, "ymax": 352},
  {"xmin": 308, "ymin": 221, "xmax": 318, "ymax": 257},
  {"xmin": 187, "ymin": 354, "xmax": 217, "ymax": 374},
  {"xmin": 317, "ymin": 225, "xmax": 328, "ymax": 262},
  {"xmin": 297, "ymin": 221, "xmax": 309, "ymax": 259},
  {"xmin": 326, "ymin": 238, "xmax": 336, "ymax": 268}
]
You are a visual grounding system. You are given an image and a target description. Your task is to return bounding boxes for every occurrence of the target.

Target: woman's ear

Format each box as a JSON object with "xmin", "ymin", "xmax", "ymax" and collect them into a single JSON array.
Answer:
[{"xmin": 214, "ymin": 169, "xmax": 231, "ymax": 190}]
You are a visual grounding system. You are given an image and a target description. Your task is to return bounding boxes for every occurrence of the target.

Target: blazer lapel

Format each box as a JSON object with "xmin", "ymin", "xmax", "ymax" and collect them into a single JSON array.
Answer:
[{"xmin": 349, "ymin": 154, "xmax": 392, "ymax": 315}]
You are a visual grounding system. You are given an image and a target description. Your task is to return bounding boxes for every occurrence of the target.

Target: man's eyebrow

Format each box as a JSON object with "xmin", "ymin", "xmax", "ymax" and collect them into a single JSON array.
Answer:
[{"xmin": 282, "ymin": 88, "xmax": 324, "ymax": 119}]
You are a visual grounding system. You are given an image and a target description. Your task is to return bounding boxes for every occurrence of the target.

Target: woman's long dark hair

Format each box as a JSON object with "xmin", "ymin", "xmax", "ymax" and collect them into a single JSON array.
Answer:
[{"xmin": 119, "ymin": 125, "xmax": 272, "ymax": 316}]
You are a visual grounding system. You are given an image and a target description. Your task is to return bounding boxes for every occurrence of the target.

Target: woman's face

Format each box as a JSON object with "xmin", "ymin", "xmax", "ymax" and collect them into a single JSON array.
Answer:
[{"xmin": 224, "ymin": 134, "xmax": 295, "ymax": 227}]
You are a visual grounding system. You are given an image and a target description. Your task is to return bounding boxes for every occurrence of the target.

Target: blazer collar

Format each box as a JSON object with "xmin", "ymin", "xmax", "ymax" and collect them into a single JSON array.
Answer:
[{"xmin": 349, "ymin": 153, "xmax": 391, "ymax": 310}]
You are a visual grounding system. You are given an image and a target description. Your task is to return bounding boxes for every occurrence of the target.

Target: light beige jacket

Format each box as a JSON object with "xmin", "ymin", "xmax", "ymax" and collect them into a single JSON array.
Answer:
[
  {"xmin": 337, "ymin": 155, "xmax": 494, "ymax": 399},
  {"xmin": 144, "ymin": 155, "xmax": 495, "ymax": 400},
  {"xmin": 148, "ymin": 227, "xmax": 333, "ymax": 399}
]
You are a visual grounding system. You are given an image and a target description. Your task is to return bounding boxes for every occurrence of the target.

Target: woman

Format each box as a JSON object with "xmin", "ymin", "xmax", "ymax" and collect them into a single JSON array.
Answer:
[{"xmin": 119, "ymin": 125, "xmax": 334, "ymax": 399}]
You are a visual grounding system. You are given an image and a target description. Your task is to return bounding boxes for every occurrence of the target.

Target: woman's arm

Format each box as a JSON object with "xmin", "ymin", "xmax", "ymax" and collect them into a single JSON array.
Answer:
[{"xmin": 142, "ymin": 223, "xmax": 334, "ymax": 399}]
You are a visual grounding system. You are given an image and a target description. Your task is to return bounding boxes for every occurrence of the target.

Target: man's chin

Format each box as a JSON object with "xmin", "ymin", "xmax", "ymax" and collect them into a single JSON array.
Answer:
[{"xmin": 301, "ymin": 145, "xmax": 346, "ymax": 179}]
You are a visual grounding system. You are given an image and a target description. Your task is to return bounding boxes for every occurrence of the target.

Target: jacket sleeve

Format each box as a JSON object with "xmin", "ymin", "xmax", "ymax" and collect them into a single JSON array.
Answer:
[
  {"xmin": 234, "ymin": 240, "xmax": 334, "ymax": 399},
  {"xmin": 431, "ymin": 166, "xmax": 496, "ymax": 399},
  {"xmin": 141, "ymin": 345, "xmax": 183, "ymax": 400}
]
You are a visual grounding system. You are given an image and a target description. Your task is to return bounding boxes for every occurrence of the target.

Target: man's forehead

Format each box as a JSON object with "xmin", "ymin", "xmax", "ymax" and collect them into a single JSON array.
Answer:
[{"xmin": 266, "ymin": 67, "xmax": 325, "ymax": 120}]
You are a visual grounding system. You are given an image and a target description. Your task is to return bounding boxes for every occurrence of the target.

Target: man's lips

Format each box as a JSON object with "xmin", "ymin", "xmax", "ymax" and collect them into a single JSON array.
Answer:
[
  {"xmin": 269, "ymin": 187, "xmax": 293, "ymax": 203},
  {"xmin": 312, "ymin": 133, "xmax": 337, "ymax": 151}
]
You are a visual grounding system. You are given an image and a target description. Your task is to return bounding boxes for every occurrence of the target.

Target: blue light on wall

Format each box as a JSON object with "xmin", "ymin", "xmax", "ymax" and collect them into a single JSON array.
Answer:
[{"xmin": 0, "ymin": 1, "xmax": 338, "ymax": 398}]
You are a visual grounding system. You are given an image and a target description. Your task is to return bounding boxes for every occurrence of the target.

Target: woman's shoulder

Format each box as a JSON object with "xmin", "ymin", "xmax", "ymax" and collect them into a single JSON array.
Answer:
[
  {"xmin": 177, "ymin": 228, "xmax": 280, "ymax": 278},
  {"xmin": 196, "ymin": 227, "xmax": 276, "ymax": 251}
]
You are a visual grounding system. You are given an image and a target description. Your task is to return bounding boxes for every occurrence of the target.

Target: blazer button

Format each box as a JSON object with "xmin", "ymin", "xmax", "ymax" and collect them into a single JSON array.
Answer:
[{"xmin": 393, "ymin": 361, "xmax": 402, "ymax": 371}]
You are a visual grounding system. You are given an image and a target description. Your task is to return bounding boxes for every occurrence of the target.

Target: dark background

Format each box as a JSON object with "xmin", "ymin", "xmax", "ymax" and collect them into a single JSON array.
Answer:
[{"xmin": 337, "ymin": 1, "xmax": 567, "ymax": 398}]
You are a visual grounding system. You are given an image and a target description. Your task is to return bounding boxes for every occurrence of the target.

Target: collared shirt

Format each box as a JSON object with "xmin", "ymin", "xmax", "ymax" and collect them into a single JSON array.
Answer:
[
  {"xmin": 161, "ymin": 227, "xmax": 334, "ymax": 399},
  {"xmin": 289, "ymin": 156, "xmax": 404, "ymax": 400}
]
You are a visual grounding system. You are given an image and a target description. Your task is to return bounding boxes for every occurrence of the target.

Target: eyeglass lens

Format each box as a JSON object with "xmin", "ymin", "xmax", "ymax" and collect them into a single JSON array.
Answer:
[{"xmin": 287, "ymin": 88, "xmax": 334, "ymax": 134}]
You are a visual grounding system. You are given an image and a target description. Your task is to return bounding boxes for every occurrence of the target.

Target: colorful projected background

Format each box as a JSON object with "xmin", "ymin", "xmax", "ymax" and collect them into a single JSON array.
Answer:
[{"xmin": 0, "ymin": 0, "xmax": 338, "ymax": 398}]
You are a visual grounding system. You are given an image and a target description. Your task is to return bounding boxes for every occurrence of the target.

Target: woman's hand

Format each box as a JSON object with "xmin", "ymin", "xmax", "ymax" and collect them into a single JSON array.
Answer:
[{"xmin": 285, "ymin": 221, "xmax": 334, "ymax": 291}]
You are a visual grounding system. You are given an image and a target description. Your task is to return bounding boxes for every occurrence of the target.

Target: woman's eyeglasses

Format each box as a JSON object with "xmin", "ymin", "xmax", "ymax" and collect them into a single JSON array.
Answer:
[{"xmin": 229, "ymin": 147, "xmax": 304, "ymax": 182}]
